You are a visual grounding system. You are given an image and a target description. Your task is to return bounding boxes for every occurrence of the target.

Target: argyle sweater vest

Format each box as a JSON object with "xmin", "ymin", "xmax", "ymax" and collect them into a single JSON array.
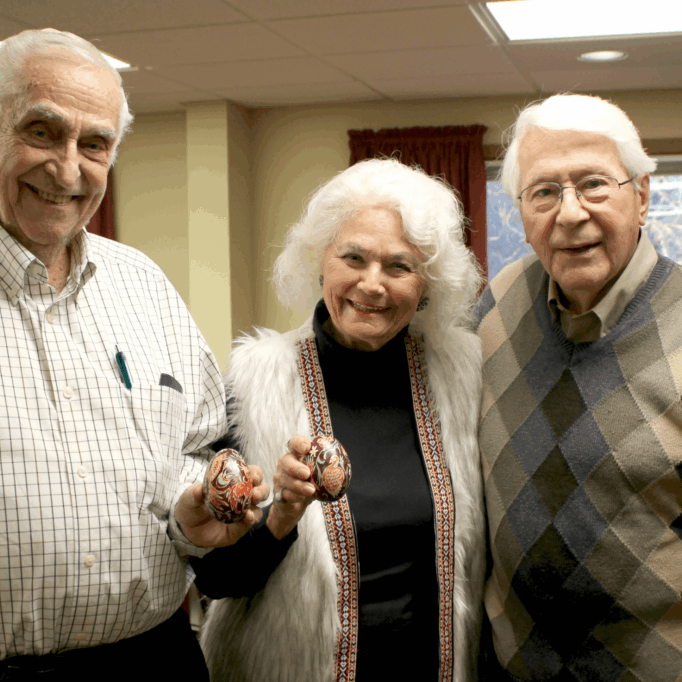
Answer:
[{"xmin": 477, "ymin": 254, "xmax": 682, "ymax": 681}]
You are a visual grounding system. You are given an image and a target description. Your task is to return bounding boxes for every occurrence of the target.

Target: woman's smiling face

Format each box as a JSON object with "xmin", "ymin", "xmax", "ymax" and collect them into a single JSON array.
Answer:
[{"xmin": 321, "ymin": 205, "xmax": 426, "ymax": 351}]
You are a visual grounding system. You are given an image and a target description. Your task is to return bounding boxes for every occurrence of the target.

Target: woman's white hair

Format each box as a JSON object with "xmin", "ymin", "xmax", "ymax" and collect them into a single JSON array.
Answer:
[
  {"xmin": 273, "ymin": 157, "xmax": 481, "ymax": 346},
  {"xmin": 0, "ymin": 28, "xmax": 133, "ymax": 147},
  {"xmin": 501, "ymin": 93, "xmax": 657, "ymax": 205}
]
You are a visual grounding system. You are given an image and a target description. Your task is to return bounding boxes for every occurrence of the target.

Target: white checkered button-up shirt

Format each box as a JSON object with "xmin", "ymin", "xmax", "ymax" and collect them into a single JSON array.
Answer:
[{"xmin": 0, "ymin": 227, "xmax": 227, "ymax": 658}]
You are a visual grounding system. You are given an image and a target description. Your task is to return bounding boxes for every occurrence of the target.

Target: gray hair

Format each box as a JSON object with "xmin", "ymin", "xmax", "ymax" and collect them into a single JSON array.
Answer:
[
  {"xmin": 501, "ymin": 93, "xmax": 657, "ymax": 204},
  {"xmin": 273, "ymin": 158, "xmax": 481, "ymax": 345},
  {"xmin": 0, "ymin": 28, "xmax": 133, "ymax": 150}
]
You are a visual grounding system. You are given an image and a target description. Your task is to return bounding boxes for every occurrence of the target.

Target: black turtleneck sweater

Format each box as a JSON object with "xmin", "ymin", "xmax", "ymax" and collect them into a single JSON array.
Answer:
[
  {"xmin": 312, "ymin": 303, "xmax": 439, "ymax": 678},
  {"xmin": 195, "ymin": 302, "xmax": 440, "ymax": 679}
]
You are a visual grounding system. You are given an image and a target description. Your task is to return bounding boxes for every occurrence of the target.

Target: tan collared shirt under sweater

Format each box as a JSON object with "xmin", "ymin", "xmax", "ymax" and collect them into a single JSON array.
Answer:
[{"xmin": 548, "ymin": 231, "xmax": 659, "ymax": 343}]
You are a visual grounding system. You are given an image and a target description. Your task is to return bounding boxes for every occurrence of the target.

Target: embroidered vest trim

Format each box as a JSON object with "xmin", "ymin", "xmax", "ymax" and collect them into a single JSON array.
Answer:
[
  {"xmin": 297, "ymin": 337, "xmax": 359, "ymax": 682},
  {"xmin": 405, "ymin": 334, "xmax": 456, "ymax": 682},
  {"xmin": 296, "ymin": 334, "xmax": 456, "ymax": 682}
]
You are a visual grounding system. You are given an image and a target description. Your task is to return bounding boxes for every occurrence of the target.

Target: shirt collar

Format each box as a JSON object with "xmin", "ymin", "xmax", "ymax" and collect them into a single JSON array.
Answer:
[
  {"xmin": 69, "ymin": 229, "xmax": 97, "ymax": 291},
  {"xmin": 0, "ymin": 225, "xmax": 97, "ymax": 303},
  {"xmin": 0, "ymin": 226, "xmax": 37, "ymax": 301},
  {"xmin": 548, "ymin": 230, "xmax": 659, "ymax": 341}
]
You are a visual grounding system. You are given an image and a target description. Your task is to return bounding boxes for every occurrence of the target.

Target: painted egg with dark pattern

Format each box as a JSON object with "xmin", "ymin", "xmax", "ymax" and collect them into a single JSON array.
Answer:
[
  {"xmin": 304, "ymin": 436, "xmax": 352, "ymax": 503},
  {"xmin": 204, "ymin": 449, "xmax": 253, "ymax": 523}
]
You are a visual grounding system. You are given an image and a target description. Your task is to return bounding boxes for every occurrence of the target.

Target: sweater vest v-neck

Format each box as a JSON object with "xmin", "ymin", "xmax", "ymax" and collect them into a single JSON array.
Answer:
[{"xmin": 478, "ymin": 255, "xmax": 682, "ymax": 681}]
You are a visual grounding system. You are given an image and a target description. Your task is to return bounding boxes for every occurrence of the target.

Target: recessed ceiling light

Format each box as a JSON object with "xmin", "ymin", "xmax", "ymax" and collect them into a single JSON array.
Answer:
[
  {"xmin": 486, "ymin": 0, "xmax": 682, "ymax": 41},
  {"xmin": 578, "ymin": 50, "xmax": 628, "ymax": 62}
]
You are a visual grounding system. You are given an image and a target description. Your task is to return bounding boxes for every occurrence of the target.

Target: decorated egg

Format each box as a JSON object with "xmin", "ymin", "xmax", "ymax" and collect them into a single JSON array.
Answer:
[
  {"xmin": 304, "ymin": 435, "xmax": 352, "ymax": 503},
  {"xmin": 204, "ymin": 448, "xmax": 253, "ymax": 523}
]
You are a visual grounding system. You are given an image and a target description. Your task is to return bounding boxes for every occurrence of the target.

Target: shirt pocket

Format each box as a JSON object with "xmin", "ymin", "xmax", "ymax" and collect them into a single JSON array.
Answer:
[
  {"xmin": 122, "ymin": 384, "xmax": 188, "ymax": 517},
  {"xmin": 129, "ymin": 383, "xmax": 188, "ymax": 460}
]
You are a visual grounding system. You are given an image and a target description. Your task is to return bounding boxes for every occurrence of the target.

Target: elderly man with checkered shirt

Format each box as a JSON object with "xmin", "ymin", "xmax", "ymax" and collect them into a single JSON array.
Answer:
[{"xmin": 0, "ymin": 28, "xmax": 268, "ymax": 681}]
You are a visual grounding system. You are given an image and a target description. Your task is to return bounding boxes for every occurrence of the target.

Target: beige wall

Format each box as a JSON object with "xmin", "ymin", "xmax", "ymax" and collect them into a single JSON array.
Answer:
[
  {"xmin": 113, "ymin": 89, "xmax": 682, "ymax": 358},
  {"xmin": 227, "ymin": 104, "xmax": 256, "ymax": 340},
  {"xmin": 113, "ymin": 111, "xmax": 189, "ymax": 302},
  {"xmin": 113, "ymin": 104, "xmax": 255, "ymax": 370}
]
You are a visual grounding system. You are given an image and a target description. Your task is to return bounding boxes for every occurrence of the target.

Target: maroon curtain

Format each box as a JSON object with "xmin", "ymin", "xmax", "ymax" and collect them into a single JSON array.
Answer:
[
  {"xmin": 348, "ymin": 125, "xmax": 487, "ymax": 278},
  {"xmin": 87, "ymin": 169, "xmax": 116, "ymax": 240}
]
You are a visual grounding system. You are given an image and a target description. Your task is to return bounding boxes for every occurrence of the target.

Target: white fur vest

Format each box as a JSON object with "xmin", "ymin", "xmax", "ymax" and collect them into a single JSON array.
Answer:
[{"xmin": 200, "ymin": 317, "xmax": 485, "ymax": 682}]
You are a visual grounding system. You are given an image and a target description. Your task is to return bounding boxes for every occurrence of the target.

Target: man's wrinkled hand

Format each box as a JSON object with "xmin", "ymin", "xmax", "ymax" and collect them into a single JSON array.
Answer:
[{"xmin": 175, "ymin": 465, "xmax": 269, "ymax": 548}]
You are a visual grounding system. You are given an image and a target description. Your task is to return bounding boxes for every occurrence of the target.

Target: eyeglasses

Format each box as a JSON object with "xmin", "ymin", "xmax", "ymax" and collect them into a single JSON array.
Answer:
[{"xmin": 518, "ymin": 175, "xmax": 634, "ymax": 213}]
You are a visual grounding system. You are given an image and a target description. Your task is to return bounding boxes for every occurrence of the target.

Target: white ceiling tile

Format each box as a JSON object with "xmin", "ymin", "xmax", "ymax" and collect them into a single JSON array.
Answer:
[
  {"xmin": 121, "ymin": 69, "xmax": 204, "ymax": 95},
  {"xmin": 0, "ymin": 16, "xmax": 32, "ymax": 39},
  {"xmin": 530, "ymin": 65, "xmax": 682, "ymax": 93},
  {"xmin": 225, "ymin": 0, "xmax": 469, "ymax": 21},
  {"xmin": 90, "ymin": 24, "xmax": 306, "ymax": 68},
  {"xmin": 215, "ymin": 81, "xmax": 383, "ymax": 106},
  {"xmin": 155, "ymin": 57, "xmax": 354, "ymax": 90},
  {"xmin": 1, "ymin": 1, "xmax": 680, "ymax": 110},
  {"xmin": 0, "ymin": 0, "xmax": 248, "ymax": 35},
  {"xmin": 374, "ymin": 72, "xmax": 535, "ymax": 99},
  {"xmin": 266, "ymin": 6, "xmax": 490, "ymax": 55},
  {"xmin": 329, "ymin": 45, "xmax": 515, "ymax": 81},
  {"xmin": 509, "ymin": 36, "xmax": 682, "ymax": 72},
  {"xmin": 127, "ymin": 91, "xmax": 221, "ymax": 114}
]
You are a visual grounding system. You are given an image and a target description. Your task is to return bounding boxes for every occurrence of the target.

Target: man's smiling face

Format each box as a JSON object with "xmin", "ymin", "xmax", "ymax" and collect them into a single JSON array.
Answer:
[
  {"xmin": 518, "ymin": 127, "xmax": 650, "ymax": 314},
  {"xmin": 0, "ymin": 53, "xmax": 120, "ymax": 254}
]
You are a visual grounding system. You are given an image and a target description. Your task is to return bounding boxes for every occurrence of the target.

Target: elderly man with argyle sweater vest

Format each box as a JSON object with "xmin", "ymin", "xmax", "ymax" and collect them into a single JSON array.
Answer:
[{"xmin": 477, "ymin": 93, "xmax": 682, "ymax": 682}]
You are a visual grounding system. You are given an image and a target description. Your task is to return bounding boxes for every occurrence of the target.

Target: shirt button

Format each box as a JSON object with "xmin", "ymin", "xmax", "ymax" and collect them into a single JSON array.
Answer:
[
  {"xmin": 46, "ymin": 310, "xmax": 55, "ymax": 324},
  {"xmin": 77, "ymin": 466, "xmax": 88, "ymax": 478},
  {"xmin": 84, "ymin": 554, "xmax": 96, "ymax": 568},
  {"xmin": 63, "ymin": 386, "xmax": 74, "ymax": 399}
]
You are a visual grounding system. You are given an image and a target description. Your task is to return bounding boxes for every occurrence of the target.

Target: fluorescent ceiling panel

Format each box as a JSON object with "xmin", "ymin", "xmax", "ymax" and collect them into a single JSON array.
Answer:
[{"xmin": 487, "ymin": 0, "xmax": 682, "ymax": 41}]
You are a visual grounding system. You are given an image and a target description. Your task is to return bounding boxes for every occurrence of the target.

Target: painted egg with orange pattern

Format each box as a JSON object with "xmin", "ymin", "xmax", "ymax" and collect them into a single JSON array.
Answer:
[
  {"xmin": 204, "ymin": 448, "xmax": 253, "ymax": 523},
  {"xmin": 304, "ymin": 436, "xmax": 352, "ymax": 503}
]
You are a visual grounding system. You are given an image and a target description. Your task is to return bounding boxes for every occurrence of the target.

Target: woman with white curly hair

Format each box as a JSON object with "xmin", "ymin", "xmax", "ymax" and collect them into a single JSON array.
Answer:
[{"xmin": 197, "ymin": 158, "xmax": 485, "ymax": 682}]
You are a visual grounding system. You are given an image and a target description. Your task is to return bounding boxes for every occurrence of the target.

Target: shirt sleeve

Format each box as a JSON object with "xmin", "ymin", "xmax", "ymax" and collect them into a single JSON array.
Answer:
[
  {"xmin": 190, "ymin": 397, "xmax": 298, "ymax": 594},
  {"xmin": 190, "ymin": 505, "xmax": 299, "ymax": 598},
  {"xmin": 157, "ymin": 278, "xmax": 229, "ymax": 557}
]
